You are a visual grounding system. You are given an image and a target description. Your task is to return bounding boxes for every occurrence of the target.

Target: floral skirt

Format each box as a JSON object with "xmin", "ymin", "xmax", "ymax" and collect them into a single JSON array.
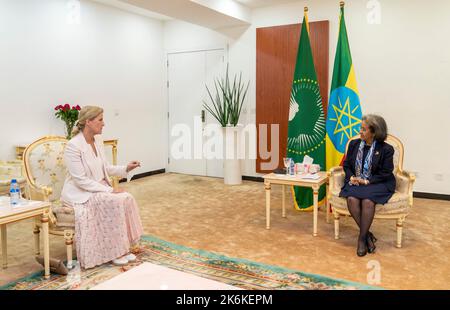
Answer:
[{"xmin": 72, "ymin": 191, "xmax": 143, "ymax": 269}]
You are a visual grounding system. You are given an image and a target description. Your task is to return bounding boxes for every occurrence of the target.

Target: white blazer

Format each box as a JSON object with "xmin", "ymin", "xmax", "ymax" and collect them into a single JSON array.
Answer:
[{"xmin": 61, "ymin": 133, "xmax": 127, "ymax": 204}]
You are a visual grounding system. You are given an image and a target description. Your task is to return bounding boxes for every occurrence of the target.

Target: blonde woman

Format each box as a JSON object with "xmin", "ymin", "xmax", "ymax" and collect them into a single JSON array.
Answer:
[{"xmin": 61, "ymin": 106, "xmax": 143, "ymax": 269}]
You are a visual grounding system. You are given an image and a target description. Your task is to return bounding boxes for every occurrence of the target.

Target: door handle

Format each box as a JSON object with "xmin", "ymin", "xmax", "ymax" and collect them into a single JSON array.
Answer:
[{"xmin": 201, "ymin": 110, "xmax": 206, "ymax": 123}]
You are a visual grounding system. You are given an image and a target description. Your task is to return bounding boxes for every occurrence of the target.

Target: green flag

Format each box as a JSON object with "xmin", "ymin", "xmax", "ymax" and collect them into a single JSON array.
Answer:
[{"xmin": 287, "ymin": 10, "xmax": 326, "ymax": 211}]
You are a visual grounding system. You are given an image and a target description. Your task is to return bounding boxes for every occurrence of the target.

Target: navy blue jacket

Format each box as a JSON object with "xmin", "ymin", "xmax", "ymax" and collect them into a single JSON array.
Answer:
[{"xmin": 343, "ymin": 139, "xmax": 396, "ymax": 192}]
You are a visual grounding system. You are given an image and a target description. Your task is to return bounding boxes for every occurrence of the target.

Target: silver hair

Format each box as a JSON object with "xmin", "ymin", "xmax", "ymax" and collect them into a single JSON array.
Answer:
[{"xmin": 362, "ymin": 114, "xmax": 388, "ymax": 142}]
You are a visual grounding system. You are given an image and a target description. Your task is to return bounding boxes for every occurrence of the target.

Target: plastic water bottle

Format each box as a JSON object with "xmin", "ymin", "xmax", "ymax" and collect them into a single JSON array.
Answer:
[
  {"xmin": 10, "ymin": 179, "xmax": 21, "ymax": 206},
  {"xmin": 289, "ymin": 159, "xmax": 295, "ymax": 176}
]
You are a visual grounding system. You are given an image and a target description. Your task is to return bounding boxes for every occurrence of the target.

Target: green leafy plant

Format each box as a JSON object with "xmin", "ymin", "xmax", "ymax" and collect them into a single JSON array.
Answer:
[
  {"xmin": 203, "ymin": 64, "xmax": 250, "ymax": 127},
  {"xmin": 54, "ymin": 103, "xmax": 81, "ymax": 139}
]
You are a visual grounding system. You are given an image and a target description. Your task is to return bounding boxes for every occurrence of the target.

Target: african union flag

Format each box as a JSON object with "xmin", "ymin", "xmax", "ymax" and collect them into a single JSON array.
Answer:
[
  {"xmin": 326, "ymin": 3, "xmax": 363, "ymax": 170},
  {"xmin": 287, "ymin": 8, "xmax": 326, "ymax": 211}
]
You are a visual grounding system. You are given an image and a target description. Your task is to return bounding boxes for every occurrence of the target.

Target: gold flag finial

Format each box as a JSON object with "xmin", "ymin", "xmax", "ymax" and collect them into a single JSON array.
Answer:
[
  {"xmin": 304, "ymin": 6, "xmax": 308, "ymax": 12},
  {"xmin": 340, "ymin": 1, "xmax": 345, "ymax": 8}
]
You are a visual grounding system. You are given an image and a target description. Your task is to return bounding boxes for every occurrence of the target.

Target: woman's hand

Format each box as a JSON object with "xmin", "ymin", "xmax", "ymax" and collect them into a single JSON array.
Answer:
[
  {"xmin": 349, "ymin": 176, "xmax": 360, "ymax": 186},
  {"xmin": 126, "ymin": 161, "xmax": 141, "ymax": 172},
  {"xmin": 355, "ymin": 177, "xmax": 369, "ymax": 186}
]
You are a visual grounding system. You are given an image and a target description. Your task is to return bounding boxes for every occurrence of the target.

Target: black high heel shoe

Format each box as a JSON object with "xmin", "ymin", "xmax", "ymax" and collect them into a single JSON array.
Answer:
[
  {"xmin": 367, "ymin": 232, "xmax": 377, "ymax": 254},
  {"xmin": 357, "ymin": 239, "xmax": 367, "ymax": 257},
  {"xmin": 368, "ymin": 232, "xmax": 378, "ymax": 243}
]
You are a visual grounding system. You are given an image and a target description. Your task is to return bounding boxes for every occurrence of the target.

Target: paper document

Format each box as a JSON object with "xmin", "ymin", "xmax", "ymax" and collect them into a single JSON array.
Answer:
[
  {"xmin": 303, "ymin": 155, "xmax": 314, "ymax": 165},
  {"xmin": 298, "ymin": 173, "xmax": 320, "ymax": 180}
]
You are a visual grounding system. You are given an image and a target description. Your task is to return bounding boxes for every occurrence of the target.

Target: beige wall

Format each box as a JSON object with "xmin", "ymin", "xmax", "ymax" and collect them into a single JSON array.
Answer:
[
  {"xmin": 0, "ymin": 0, "xmax": 167, "ymax": 178},
  {"xmin": 165, "ymin": 0, "xmax": 450, "ymax": 194},
  {"xmin": 1, "ymin": 0, "xmax": 448, "ymax": 194}
]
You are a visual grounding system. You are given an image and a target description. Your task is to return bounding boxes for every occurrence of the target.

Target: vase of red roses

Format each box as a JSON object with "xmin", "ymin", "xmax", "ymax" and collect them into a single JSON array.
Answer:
[{"xmin": 54, "ymin": 104, "xmax": 81, "ymax": 139}]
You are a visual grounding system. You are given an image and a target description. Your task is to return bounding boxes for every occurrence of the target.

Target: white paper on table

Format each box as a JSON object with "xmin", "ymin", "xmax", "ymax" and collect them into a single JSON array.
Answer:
[
  {"xmin": 0, "ymin": 196, "xmax": 42, "ymax": 208},
  {"xmin": 299, "ymin": 173, "xmax": 320, "ymax": 180},
  {"xmin": 0, "ymin": 196, "xmax": 9, "ymax": 204},
  {"xmin": 303, "ymin": 155, "xmax": 314, "ymax": 165}
]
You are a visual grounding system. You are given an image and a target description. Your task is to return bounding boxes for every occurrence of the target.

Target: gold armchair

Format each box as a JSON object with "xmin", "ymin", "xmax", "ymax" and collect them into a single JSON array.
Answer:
[
  {"xmin": 327, "ymin": 135, "xmax": 416, "ymax": 248},
  {"xmin": 22, "ymin": 136, "xmax": 76, "ymax": 268}
]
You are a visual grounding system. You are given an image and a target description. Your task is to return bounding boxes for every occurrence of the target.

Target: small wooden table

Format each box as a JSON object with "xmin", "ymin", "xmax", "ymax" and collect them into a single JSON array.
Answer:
[
  {"xmin": 263, "ymin": 172, "xmax": 329, "ymax": 236},
  {"xmin": 0, "ymin": 197, "xmax": 51, "ymax": 279}
]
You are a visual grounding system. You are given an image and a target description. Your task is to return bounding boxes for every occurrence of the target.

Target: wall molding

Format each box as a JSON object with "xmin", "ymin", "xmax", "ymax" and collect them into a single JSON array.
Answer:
[
  {"xmin": 241, "ymin": 176, "xmax": 450, "ymax": 201},
  {"xmin": 242, "ymin": 175, "xmax": 264, "ymax": 183},
  {"xmin": 413, "ymin": 192, "xmax": 450, "ymax": 201},
  {"xmin": 121, "ymin": 172, "xmax": 450, "ymax": 201},
  {"xmin": 119, "ymin": 169, "xmax": 166, "ymax": 183}
]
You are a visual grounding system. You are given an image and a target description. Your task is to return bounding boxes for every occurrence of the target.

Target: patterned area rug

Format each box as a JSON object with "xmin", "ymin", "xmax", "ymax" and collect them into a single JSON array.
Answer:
[{"xmin": 1, "ymin": 235, "xmax": 377, "ymax": 290}]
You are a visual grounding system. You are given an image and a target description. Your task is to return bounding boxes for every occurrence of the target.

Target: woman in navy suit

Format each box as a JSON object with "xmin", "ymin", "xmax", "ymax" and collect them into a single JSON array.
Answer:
[{"xmin": 340, "ymin": 114, "xmax": 396, "ymax": 257}]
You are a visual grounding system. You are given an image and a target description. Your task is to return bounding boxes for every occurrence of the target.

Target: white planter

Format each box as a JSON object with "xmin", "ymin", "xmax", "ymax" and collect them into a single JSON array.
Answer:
[
  {"xmin": 224, "ymin": 158, "xmax": 242, "ymax": 185},
  {"xmin": 223, "ymin": 125, "xmax": 242, "ymax": 185}
]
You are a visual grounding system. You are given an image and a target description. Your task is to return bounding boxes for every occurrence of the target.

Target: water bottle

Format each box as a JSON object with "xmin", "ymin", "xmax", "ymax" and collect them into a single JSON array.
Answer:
[
  {"xmin": 289, "ymin": 159, "xmax": 295, "ymax": 176},
  {"xmin": 10, "ymin": 179, "xmax": 21, "ymax": 206}
]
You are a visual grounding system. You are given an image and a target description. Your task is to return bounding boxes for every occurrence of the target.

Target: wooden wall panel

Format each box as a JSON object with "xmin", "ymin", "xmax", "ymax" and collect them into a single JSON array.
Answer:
[{"xmin": 256, "ymin": 21, "xmax": 329, "ymax": 173}]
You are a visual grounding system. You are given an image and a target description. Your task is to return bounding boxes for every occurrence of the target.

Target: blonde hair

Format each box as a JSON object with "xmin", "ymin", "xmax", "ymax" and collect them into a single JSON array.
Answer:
[{"xmin": 72, "ymin": 106, "xmax": 104, "ymax": 136}]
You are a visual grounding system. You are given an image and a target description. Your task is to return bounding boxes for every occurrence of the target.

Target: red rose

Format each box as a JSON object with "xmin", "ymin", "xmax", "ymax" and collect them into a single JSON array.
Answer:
[
  {"xmin": 72, "ymin": 106, "xmax": 76, "ymax": 110},
  {"xmin": 54, "ymin": 106, "xmax": 59, "ymax": 110},
  {"xmin": 76, "ymin": 105, "xmax": 81, "ymax": 111},
  {"xmin": 64, "ymin": 103, "xmax": 70, "ymax": 111}
]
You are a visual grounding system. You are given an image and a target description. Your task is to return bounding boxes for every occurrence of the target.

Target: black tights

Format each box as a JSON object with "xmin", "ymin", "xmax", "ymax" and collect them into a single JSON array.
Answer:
[{"xmin": 347, "ymin": 197, "xmax": 376, "ymax": 249}]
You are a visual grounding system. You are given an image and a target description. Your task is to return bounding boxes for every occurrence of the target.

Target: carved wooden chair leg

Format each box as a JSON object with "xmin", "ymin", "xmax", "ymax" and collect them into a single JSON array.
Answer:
[
  {"xmin": 396, "ymin": 218, "xmax": 404, "ymax": 248},
  {"xmin": 326, "ymin": 200, "xmax": 331, "ymax": 224},
  {"xmin": 64, "ymin": 230, "xmax": 75, "ymax": 269},
  {"xmin": 334, "ymin": 212, "xmax": 340, "ymax": 240},
  {"xmin": 33, "ymin": 219, "xmax": 40, "ymax": 256}
]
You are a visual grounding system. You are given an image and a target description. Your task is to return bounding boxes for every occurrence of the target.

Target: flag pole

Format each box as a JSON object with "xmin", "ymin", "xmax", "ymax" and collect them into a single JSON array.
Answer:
[
  {"xmin": 304, "ymin": 7, "xmax": 309, "ymax": 34},
  {"xmin": 339, "ymin": 1, "xmax": 345, "ymax": 24}
]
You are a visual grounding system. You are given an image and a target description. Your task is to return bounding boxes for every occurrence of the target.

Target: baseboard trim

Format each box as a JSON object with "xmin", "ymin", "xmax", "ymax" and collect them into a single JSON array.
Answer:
[
  {"xmin": 242, "ymin": 175, "xmax": 264, "ymax": 183},
  {"xmin": 119, "ymin": 169, "xmax": 166, "ymax": 183},
  {"xmin": 120, "ymin": 173, "xmax": 450, "ymax": 201},
  {"xmin": 413, "ymin": 192, "xmax": 450, "ymax": 201},
  {"xmin": 241, "ymin": 177, "xmax": 450, "ymax": 201}
]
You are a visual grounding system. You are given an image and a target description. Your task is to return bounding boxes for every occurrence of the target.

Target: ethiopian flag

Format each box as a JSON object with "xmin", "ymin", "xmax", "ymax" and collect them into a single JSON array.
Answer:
[
  {"xmin": 287, "ymin": 9, "xmax": 326, "ymax": 211},
  {"xmin": 326, "ymin": 3, "xmax": 363, "ymax": 170}
]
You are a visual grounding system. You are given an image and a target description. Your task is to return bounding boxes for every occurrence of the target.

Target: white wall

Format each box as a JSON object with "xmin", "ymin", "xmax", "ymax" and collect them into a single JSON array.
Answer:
[
  {"xmin": 1, "ymin": 0, "xmax": 449, "ymax": 194},
  {"xmin": 0, "ymin": 0, "xmax": 167, "ymax": 177},
  {"xmin": 164, "ymin": 0, "xmax": 450, "ymax": 194}
]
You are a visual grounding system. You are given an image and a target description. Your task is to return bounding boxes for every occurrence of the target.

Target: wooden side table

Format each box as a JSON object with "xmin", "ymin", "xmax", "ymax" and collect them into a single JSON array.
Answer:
[
  {"xmin": 263, "ymin": 172, "xmax": 329, "ymax": 236},
  {"xmin": 0, "ymin": 197, "xmax": 51, "ymax": 279}
]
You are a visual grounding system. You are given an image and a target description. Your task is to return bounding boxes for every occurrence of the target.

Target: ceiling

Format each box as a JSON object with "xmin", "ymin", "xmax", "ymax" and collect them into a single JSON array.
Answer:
[
  {"xmin": 92, "ymin": 0, "xmax": 300, "ymax": 29},
  {"xmin": 92, "ymin": 0, "xmax": 173, "ymax": 20},
  {"xmin": 116, "ymin": 0, "xmax": 251, "ymax": 29},
  {"xmin": 234, "ymin": 0, "xmax": 299, "ymax": 9}
]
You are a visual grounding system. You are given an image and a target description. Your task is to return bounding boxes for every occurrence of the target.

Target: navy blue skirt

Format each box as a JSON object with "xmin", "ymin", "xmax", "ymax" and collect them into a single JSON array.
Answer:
[{"xmin": 340, "ymin": 182, "xmax": 394, "ymax": 205}]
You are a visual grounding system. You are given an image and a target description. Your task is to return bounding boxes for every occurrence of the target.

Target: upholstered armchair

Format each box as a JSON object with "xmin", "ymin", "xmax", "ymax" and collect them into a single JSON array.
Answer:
[
  {"xmin": 0, "ymin": 160, "xmax": 27, "ymax": 196},
  {"xmin": 327, "ymin": 135, "xmax": 415, "ymax": 248},
  {"xmin": 22, "ymin": 136, "xmax": 76, "ymax": 268}
]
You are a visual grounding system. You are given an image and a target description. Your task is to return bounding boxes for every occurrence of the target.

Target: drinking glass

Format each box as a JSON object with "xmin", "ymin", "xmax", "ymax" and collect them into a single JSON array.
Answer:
[{"xmin": 283, "ymin": 158, "xmax": 291, "ymax": 175}]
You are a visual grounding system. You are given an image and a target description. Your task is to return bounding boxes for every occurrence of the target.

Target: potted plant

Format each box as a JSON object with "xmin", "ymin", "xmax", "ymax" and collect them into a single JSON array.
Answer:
[
  {"xmin": 203, "ymin": 65, "xmax": 250, "ymax": 185},
  {"xmin": 54, "ymin": 103, "xmax": 81, "ymax": 139}
]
